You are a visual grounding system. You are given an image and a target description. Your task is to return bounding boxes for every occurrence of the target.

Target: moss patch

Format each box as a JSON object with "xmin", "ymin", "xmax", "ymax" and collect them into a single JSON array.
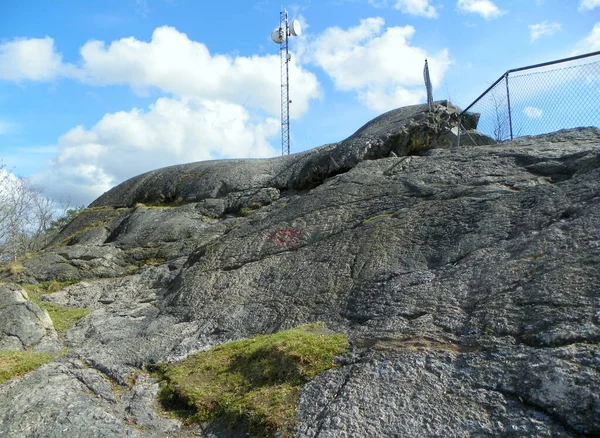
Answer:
[
  {"xmin": 21, "ymin": 281, "xmax": 91, "ymax": 332},
  {"xmin": 155, "ymin": 323, "xmax": 348, "ymax": 437},
  {"xmin": 0, "ymin": 350, "xmax": 57, "ymax": 384}
]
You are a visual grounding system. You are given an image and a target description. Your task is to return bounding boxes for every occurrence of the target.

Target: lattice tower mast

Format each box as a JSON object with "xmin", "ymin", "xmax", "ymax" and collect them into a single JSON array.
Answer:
[
  {"xmin": 271, "ymin": 9, "xmax": 301, "ymax": 155},
  {"xmin": 280, "ymin": 9, "xmax": 290, "ymax": 156}
]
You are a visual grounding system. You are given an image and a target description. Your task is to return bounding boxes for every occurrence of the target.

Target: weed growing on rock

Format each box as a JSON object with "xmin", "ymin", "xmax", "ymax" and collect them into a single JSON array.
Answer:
[
  {"xmin": 4, "ymin": 261, "xmax": 24, "ymax": 276},
  {"xmin": 362, "ymin": 213, "xmax": 394, "ymax": 225},
  {"xmin": 0, "ymin": 351, "xmax": 57, "ymax": 384},
  {"xmin": 155, "ymin": 323, "xmax": 348, "ymax": 437}
]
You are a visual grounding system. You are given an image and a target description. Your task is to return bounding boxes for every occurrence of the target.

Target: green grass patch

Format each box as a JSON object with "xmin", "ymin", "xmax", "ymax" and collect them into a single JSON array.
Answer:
[
  {"xmin": 0, "ymin": 350, "xmax": 57, "ymax": 384},
  {"xmin": 155, "ymin": 323, "xmax": 348, "ymax": 437},
  {"xmin": 20, "ymin": 281, "xmax": 91, "ymax": 332}
]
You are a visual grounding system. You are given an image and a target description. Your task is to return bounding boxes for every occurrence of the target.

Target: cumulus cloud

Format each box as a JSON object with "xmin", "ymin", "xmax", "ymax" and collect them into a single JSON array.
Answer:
[
  {"xmin": 579, "ymin": 0, "xmax": 600, "ymax": 11},
  {"xmin": 394, "ymin": 0, "xmax": 438, "ymax": 18},
  {"xmin": 572, "ymin": 22, "xmax": 600, "ymax": 55},
  {"xmin": 0, "ymin": 26, "xmax": 323, "ymax": 204},
  {"xmin": 0, "ymin": 27, "xmax": 320, "ymax": 119},
  {"xmin": 457, "ymin": 0, "xmax": 504, "ymax": 19},
  {"xmin": 301, "ymin": 17, "xmax": 450, "ymax": 112},
  {"xmin": 0, "ymin": 37, "xmax": 76, "ymax": 81},
  {"xmin": 77, "ymin": 26, "xmax": 319, "ymax": 118},
  {"xmin": 523, "ymin": 106, "xmax": 543, "ymax": 119},
  {"xmin": 529, "ymin": 21, "xmax": 561, "ymax": 41},
  {"xmin": 33, "ymin": 97, "xmax": 280, "ymax": 205}
]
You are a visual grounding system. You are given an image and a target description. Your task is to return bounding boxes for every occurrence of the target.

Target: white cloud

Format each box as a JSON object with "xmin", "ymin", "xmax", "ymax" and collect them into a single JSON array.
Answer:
[
  {"xmin": 579, "ymin": 0, "xmax": 600, "ymax": 11},
  {"xmin": 359, "ymin": 87, "xmax": 427, "ymax": 112},
  {"xmin": 523, "ymin": 106, "xmax": 543, "ymax": 119},
  {"xmin": 2, "ymin": 26, "xmax": 322, "ymax": 204},
  {"xmin": 0, "ymin": 27, "xmax": 320, "ymax": 119},
  {"xmin": 0, "ymin": 37, "xmax": 77, "ymax": 81},
  {"xmin": 302, "ymin": 17, "xmax": 450, "ymax": 112},
  {"xmin": 394, "ymin": 0, "xmax": 438, "ymax": 18},
  {"xmin": 457, "ymin": 0, "xmax": 504, "ymax": 19},
  {"xmin": 33, "ymin": 97, "xmax": 280, "ymax": 205},
  {"xmin": 76, "ymin": 26, "xmax": 319, "ymax": 118},
  {"xmin": 572, "ymin": 22, "xmax": 600, "ymax": 55},
  {"xmin": 529, "ymin": 21, "xmax": 561, "ymax": 41}
]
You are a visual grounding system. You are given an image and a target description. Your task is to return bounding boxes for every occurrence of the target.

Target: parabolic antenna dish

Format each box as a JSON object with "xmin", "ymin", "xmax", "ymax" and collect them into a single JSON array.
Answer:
[
  {"xmin": 290, "ymin": 20, "xmax": 302, "ymax": 37},
  {"xmin": 271, "ymin": 27, "xmax": 283, "ymax": 44}
]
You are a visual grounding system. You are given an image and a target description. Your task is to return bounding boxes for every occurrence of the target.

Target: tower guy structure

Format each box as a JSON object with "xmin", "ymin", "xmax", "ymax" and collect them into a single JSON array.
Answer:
[{"xmin": 271, "ymin": 9, "xmax": 301, "ymax": 155}]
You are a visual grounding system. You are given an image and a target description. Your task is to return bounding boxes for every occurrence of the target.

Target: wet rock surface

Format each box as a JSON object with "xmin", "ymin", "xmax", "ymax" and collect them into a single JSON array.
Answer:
[{"xmin": 0, "ymin": 103, "xmax": 598, "ymax": 437}]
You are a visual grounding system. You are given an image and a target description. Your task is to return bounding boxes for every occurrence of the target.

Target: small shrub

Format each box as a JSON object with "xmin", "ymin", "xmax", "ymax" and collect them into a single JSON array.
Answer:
[
  {"xmin": 155, "ymin": 324, "xmax": 348, "ymax": 437},
  {"xmin": 6, "ymin": 261, "xmax": 24, "ymax": 276}
]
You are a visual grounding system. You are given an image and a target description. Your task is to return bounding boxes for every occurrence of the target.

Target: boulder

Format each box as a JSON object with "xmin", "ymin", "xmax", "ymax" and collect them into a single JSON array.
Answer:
[{"xmin": 0, "ymin": 284, "xmax": 61, "ymax": 352}]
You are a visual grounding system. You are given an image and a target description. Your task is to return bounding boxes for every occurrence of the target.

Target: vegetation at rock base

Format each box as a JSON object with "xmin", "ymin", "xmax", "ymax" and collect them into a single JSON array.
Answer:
[
  {"xmin": 0, "ymin": 350, "xmax": 57, "ymax": 384},
  {"xmin": 21, "ymin": 281, "xmax": 90, "ymax": 332},
  {"xmin": 155, "ymin": 323, "xmax": 349, "ymax": 437}
]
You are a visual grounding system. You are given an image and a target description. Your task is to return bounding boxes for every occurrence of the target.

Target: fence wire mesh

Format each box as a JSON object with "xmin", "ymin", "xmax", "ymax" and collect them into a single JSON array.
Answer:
[{"xmin": 460, "ymin": 52, "xmax": 600, "ymax": 142}]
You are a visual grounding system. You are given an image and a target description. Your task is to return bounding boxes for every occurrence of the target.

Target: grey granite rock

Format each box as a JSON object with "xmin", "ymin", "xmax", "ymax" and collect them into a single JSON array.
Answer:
[
  {"xmin": 0, "ymin": 104, "xmax": 598, "ymax": 437},
  {"xmin": 0, "ymin": 284, "xmax": 61, "ymax": 352}
]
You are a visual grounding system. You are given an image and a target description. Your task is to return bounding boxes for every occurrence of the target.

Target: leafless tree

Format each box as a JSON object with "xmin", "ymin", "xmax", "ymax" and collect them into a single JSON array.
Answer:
[{"xmin": 1, "ymin": 161, "xmax": 56, "ymax": 262}]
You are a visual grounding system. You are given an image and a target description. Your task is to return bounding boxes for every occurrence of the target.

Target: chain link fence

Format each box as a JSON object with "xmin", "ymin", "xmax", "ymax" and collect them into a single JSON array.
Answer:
[{"xmin": 459, "ymin": 51, "xmax": 600, "ymax": 143}]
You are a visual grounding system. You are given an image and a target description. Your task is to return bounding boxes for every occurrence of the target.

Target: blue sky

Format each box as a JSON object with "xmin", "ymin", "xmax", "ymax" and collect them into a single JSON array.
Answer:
[{"xmin": 0, "ymin": 0, "xmax": 599, "ymax": 206}]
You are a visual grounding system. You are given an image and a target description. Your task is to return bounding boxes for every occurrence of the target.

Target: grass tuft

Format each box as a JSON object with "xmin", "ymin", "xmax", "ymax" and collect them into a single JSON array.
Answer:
[
  {"xmin": 362, "ymin": 213, "xmax": 394, "ymax": 225},
  {"xmin": 0, "ymin": 261, "xmax": 25, "ymax": 276},
  {"xmin": 155, "ymin": 323, "xmax": 348, "ymax": 436},
  {"xmin": 20, "ymin": 281, "xmax": 90, "ymax": 332},
  {"xmin": 0, "ymin": 350, "xmax": 57, "ymax": 384}
]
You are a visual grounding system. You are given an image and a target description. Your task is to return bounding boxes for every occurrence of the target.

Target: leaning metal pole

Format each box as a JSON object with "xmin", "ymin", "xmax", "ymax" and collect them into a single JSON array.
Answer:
[
  {"xmin": 279, "ymin": 9, "xmax": 291, "ymax": 156},
  {"xmin": 423, "ymin": 59, "xmax": 433, "ymax": 111}
]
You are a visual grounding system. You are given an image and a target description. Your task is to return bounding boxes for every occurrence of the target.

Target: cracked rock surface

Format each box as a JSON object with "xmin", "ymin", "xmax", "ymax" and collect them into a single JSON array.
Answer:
[{"xmin": 0, "ymin": 103, "xmax": 599, "ymax": 437}]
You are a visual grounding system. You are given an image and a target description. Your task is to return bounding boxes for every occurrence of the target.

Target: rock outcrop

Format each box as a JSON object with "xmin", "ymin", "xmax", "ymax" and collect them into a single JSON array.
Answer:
[
  {"xmin": 0, "ymin": 284, "xmax": 60, "ymax": 352},
  {"xmin": 0, "ymin": 101, "xmax": 599, "ymax": 437}
]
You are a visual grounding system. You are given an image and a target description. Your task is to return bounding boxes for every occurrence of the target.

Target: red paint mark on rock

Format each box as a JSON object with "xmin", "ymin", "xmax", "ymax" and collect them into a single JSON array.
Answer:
[{"xmin": 269, "ymin": 228, "xmax": 304, "ymax": 249}]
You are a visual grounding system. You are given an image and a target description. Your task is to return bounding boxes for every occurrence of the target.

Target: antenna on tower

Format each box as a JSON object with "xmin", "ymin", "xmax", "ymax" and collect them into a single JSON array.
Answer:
[{"xmin": 271, "ymin": 9, "xmax": 302, "ymax": 156}]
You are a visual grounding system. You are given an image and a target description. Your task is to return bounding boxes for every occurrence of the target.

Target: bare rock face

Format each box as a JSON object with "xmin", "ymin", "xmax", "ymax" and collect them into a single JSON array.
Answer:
[
  {"xmin": 0, "ymin": 102, "xmax": 599, "ymax": 437},
  {"xmin": 0, "ymin": 284, "xmax": 61, "ymax": 352}
]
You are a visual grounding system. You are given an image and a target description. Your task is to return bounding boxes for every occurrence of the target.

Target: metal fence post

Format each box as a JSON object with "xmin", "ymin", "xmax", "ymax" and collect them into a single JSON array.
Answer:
[{"xmin": 505, "ymin": 72, "xmax": 513, "ymax": 140}]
